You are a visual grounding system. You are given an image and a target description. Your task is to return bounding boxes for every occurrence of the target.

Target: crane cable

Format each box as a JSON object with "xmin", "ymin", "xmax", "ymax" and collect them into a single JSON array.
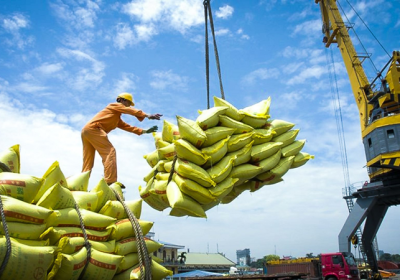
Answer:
[
  {"xmin": 203, "ymin": 0, "xmax": 225, "ymax": 109},
  {"xmin": 324, "ymin": 47, "xmax": 351, "ymax": 191}
]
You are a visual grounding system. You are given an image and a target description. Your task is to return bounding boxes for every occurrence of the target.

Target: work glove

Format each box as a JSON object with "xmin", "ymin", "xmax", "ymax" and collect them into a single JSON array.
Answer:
[
  {"xmin": 145, "ymin": 125, "xmax": 158, "ymax": 134},
  {"xmin": 148, "ymin": 114, "xmax": 162, "ymax": 120}
]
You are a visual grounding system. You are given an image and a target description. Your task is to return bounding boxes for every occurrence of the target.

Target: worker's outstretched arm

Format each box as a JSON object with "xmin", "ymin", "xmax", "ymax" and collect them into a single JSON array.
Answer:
[
  {"xmin": 146, "ymin": 113, "xmax": 162, "ymax": 120},
  {"xmin": 143, "ymin": 125, "xmax": 158, "ymax": 134}
]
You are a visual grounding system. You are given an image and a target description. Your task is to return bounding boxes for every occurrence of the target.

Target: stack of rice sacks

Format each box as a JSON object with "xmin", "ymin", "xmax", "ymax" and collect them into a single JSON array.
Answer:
[
  {"xmin": 141, "ymin": 96, "xmax": 314, "ymax": 218},
  {"xmin": 0, "ymin": 144, "xmax": 172, "ymax": 280}
]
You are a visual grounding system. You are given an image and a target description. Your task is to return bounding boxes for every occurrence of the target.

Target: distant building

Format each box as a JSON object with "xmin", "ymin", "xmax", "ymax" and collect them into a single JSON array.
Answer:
[
  {"xmin": 147, "ymin": 232, "xmax": 185, "ymax": 274},
  {"xmin": 236, "ymin": 249, "xmax": 251, "ymax": 266},
  {"xmin": 178, "ymin": 252, "xmax": 236, "ymax": 274}
]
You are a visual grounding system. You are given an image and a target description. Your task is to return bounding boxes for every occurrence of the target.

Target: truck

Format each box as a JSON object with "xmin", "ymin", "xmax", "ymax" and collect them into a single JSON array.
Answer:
[{"xmin": 266, "ymin": 253, "xmax": 359, "ymax": 280}]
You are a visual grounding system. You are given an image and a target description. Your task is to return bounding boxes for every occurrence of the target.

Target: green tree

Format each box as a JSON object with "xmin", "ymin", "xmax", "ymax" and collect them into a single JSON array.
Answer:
[
  {"xmin": 392, "ymin": 254, "xmax": 400, "ymax": 262},
  {"xmin": 306, "ymin": 253, "xmax": 315, "ymax": 258},
  {"xmin": 379, "ymin": 253, "xmax": 392, "ymax": 261},
  {"xmin": 264, "ymin": 255, "xmax": 280, "ymax": 263},
  {"xmin": 250, "ymin": 258, "xmax": 265, "ymax": 268}
]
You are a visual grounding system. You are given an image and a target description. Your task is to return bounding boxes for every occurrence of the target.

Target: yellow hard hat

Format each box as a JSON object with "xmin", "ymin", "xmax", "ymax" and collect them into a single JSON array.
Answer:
[{"xmin": 117, "ymin": 92, "xmax": 135, "ymax": 106}]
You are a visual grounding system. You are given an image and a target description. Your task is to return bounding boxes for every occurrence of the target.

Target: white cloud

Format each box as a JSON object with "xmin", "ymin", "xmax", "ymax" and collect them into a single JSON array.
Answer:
[
  {"xmin": 215, "ymin": 5, "xmax": 234, "ymax": 19},
  {"xmin": 113, "ymin": 73, "xmax": 138, "ymax": 97},
  {"xmin": 34, "ymin": 63, "xmax": 64, "ymax": 75},
  {"xmin": 237, "ymin": 28, "xmax": 250, "ymax": 40},
  {"xmin": 1, "ymin": 13, "xmax": 34, "ymax": 49},
  {"xmin": 215, "ymin": 28, "xmax": 230, "ymax": 36},
  {"xmin": 56, "ymin": 48, "xmax": 105, "ymax": 90},
  {"xmin": 242, "ymin": 68, "xmax": 280, "ymax": 85},
  {"xmin": 149, "ymin": 70, "xmax": 188, "ymax": 91},
  {"xmin": 291, "ymin": 19, "xmax": 321, "ymax": 38},
  {"xmin": 50, "ymin": 0, "xmax": 100, "ymax": 29},
  {"xmin": 122, "ymin": 0, "xmax": 204, "ymax": 36},
  {"xmin": 287, "ymin": 65, "xmax": 326, "ymax": 85}
]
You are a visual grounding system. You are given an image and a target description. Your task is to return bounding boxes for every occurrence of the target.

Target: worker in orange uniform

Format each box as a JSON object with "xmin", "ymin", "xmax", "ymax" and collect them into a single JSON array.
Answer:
[{"xmin": 81, "ymin": 92, "xmax": 162, "ymax": 186}]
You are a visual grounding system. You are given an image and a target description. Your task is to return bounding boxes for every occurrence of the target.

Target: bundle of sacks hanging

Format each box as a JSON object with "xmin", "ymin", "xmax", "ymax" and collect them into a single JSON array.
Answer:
[
  {"xmin": 141, "ymin": 96, "xmax": 314, "ymax": 218},
  {"xmin": 0, "ymin": 144, "xmax": 172, "ymax": 280}
]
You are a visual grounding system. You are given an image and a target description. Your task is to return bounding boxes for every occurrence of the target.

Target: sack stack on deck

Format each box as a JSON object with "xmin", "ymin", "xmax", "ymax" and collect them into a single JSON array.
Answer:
[
  {"xmin": 0, "ymin": 144, "xmax": 172, "ymax": 280},
  {"xmin": 141, "ymin": 96, "xmax": 314, "ymax": 218}
]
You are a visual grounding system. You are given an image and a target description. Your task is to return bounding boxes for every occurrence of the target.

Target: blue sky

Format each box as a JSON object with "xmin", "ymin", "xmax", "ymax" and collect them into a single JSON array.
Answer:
[{"xmin": 1, "ymin": 0, "xmax": 399, "ymax": 262}]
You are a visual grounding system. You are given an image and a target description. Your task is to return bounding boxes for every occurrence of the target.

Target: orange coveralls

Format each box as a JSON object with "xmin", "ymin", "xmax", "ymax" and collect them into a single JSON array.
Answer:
[{"xmin": 81, "ymin": 102, "xmax": 147, "ymax": 184}]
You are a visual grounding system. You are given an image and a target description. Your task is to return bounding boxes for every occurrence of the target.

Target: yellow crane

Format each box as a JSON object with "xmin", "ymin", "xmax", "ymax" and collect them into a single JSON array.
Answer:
[{"xmin": 316, "ymin": 0, "xmax": 400, "ymax": 279}]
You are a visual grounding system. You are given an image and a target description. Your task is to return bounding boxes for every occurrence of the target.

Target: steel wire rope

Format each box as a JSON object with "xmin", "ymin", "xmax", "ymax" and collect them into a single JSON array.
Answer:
[
  {"xmin": 0, "ymin": 196, "xmax": 11, "ymax": 278},
  {"xmin": 203, "ymin": 0, "xmax": 225, "ymax": 109},
  {"xmin": 112, "ymin": 189, "xmax": 152, "ymax": 280},
  {"xmin": 343, "ymin": 0, "xmax": 390, "ymax": 59},
  {"xmin": 74, "ymin": 203, "xmax": 92, "ymax": 280},
  {"xmin": 0, "ymin": 162, "xmax": 11, "ymax": 172},
  {"xmin": 336, "ymin": 0, "xmax": 380, "ymax": 77},
  {"xmin": 325, "ymin": 47, "xmax": 351, "ymax": 190}
]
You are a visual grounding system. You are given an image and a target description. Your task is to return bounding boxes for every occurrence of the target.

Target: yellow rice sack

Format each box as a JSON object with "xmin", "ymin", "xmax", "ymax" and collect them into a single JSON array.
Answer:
[
  {"xmin": 66, "ymin": 171, "xmax": 90, "ymax": 191},
  {"xmin": 1, "ymin": 195, "xmax": 53, "ymax": 224},
  {"xmin": 252, "ymin": 128, "xmax": 276, "ymax": 145},
  {"xmin": 163, "ymin": 161, "xmax": 173, "ymax": 173},
  {"xmin": 153, "ymin": 133, "xmax": 171, "ymax": 150},
  {"xmin": 48, "ymin": 246, "xmax": 87, "ymax": 280},
  {"xmin": 109, "ymin": 219, "xmax": 153, "ymax": 241},
  {"xmin": 257, "ymin": 156, "xmax": 295, "ymax": 182},
  {"xmin": 116, "ymin": 252, "xmax": 139, "ymax": 274},
  {"xmin": 173, "ymin": 173, "xmax": 215, "ymax": 205},
  {"xmin": 0, "ymin": 173, "xmax": 43, "ymax": 203},
  {"xmin": 91, "ymin": 178, "xmax": 117, "ymax": 212},
  {"xmin": 0, "ymin": 238, "xmax": 56, "ymax": 279},
  {"xmin": 72, "ymin": 191, "xmax": 99, "ymax": 212},
  {"xmin": 241, "ymin": 115, "xmax": 269, "ymax": 128},
  {"xmin": 0, "ymin": 144, "xmax": 20, "ymax": 173},
  {"xmin": 47, "ymin": 208, "xmax": 116, "ymax": 231},
  {"xmin": 10, "ymin": 237, "xmax": 50, "ymax": 247},
  {"xmin": 43, "ymin": 226, "xmax": 112, "ymax": 245},
  {"xmin": 196, "ymin": 106, "xmax": 228, "ymax": 130},
  {"xmin": 175, "ymin": 159, "xmax": 215, "ymax": 187},
  {"xmin": 266, "ymin": 119, "xmax": 295, "ymax": 136},
  {"xmin": 208, "ymin": 177, "xmax": 239, "ymax": 200},
  {"xmin": 239, "ymin": 97, "xmax": 271, "ymax": 118},
  {"xmin": 34, "ymin": 161, "xmax": 68, "ymax": 203},
  {"xmin": 177, "ymin": 116, "xmax": 207, "ymax": 148},
  {"xmin": 202, "ymin": 126, "xmax": 235, "ymax": 147},
  {"xmin": 90, "ymin": 239, "xmax": 116, "ymax": 254},
  {"xmin": 57, "ymin": 236, "xmax": 85, "ymax": 254},
  {"xmin": 219, "ymin": 115, "xmax": 254, "ymax": 134},
  {"xmin": 36, "ymin": 183, "xmax": 76, "ymax": 210},
  {"xmin": 231, "ymin": 164, "xmax": 263, "ymax": 181},
  {"xmin": 155, "ymin": 172, "xmax": 169, "ymax": 181},
  {"xmin": 157, "ymin": 143, "xmax": 176, "ymax": 161},
  {"xmin": 138, "ymin": 179, "xmax": 169, "ymax": 211},
  {"xmin": 213, "ymin": 96, "xmax": 243, "ymax": 121},
  {"xmin": 162, "ymin": 120, "xmax": 180, "ymax": 143},
  {"xmin": 143, "ymin": 165, "xmax": 157, "ymax": 182},
  {"xmin": 143, "ymin": 150, "xmax": 159, "ymax": 167},
  {"xmin": 201, "ymin": 137, "xmax": 229, "ymax": 168},
  {"xmin": 0, "ymin": 221, "xmax": 47, "ymax": 240},
  {"xmin": 226, "ymin": 141, "xmax": 253, "ymax": 166},
  {"xmin": 252, "ymin": 149, "xmax": 282, "ymax": 173},
  {"xmin": 155, "ymin": 160, "xmax": 167, "ymax": 172},
  {"xmin": 167, "ymin": 181, "xmax": 207, "ymax": 218},
  {"xmin": 291, "ymin": 152, "xmax": 314, "ymax": 168},
  {"xmin": 153, "ymin": 179, "xmax": 169, "ymax": 206},
  {"xmin": 175, "ymin": 139, "xmax": 208, "ymax": 166},
  {"xmin": 227, "ymin": 132, "xmax": 253, "ymax": 152},
  {"xmin": 282, "ymin": 140, "xmax": 306, "ymax": 157},
  {"xmin": 251, "ymin": 142, "xmax": 283, "ymax": 163},
  {"xmin": 207, "ymin": 156, "xmax": 235, "ymax": 184},
  {"xmin": 99, "ymin": 199, "xmax": 142, "ymax": 220},
  {"xmin": 221, "ymin": 183, "xmax": 251, "ymax": 204},
  {"xmin": 272, "ymin": 129, "xmax": 300, "ymax": 147},
  {"xmin": 115, "ymin": 259, "xmax": 173, "ymax": 280},
  {"xmin": 114, "ymin": 237, "xmax": 163, "ymax": 256},
  {"xmin": 109, "ymin": 182, "xmax": 125, "ymax": 200}
]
